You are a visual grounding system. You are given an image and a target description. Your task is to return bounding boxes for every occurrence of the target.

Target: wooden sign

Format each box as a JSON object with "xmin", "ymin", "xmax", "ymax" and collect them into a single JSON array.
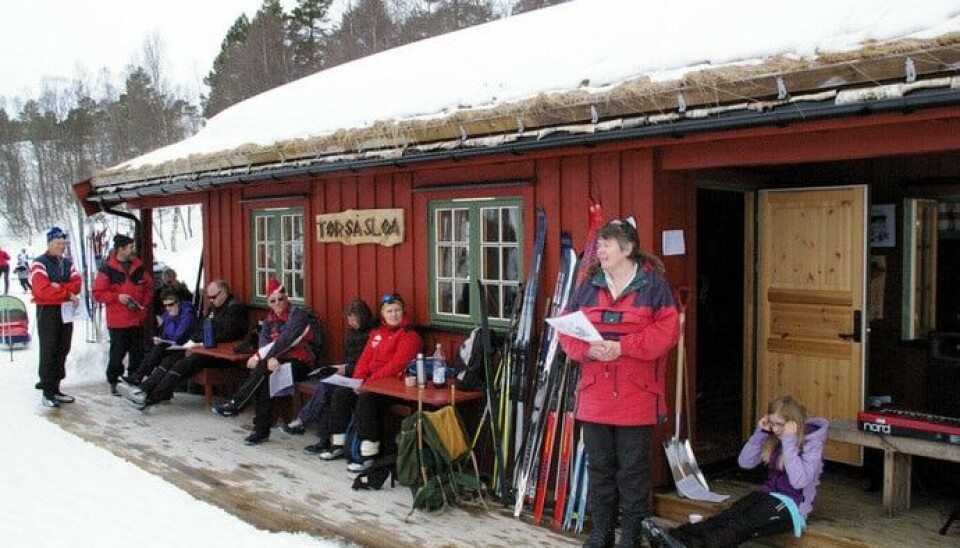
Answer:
[{"xmin": 315, "ymin": 208, "xmax": 405, "ymax": 247}]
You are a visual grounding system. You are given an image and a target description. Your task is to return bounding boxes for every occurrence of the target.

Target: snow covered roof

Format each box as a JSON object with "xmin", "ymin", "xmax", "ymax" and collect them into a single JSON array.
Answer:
[{"xmin": 90, "ymin": 0, "xmax": 960, "ymax": 198}]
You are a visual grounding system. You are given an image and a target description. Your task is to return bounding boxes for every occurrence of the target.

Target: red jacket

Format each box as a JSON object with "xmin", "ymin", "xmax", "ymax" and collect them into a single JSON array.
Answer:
[
  {"xmin": 558, "ymin": 264, "xmax": 680, "ymax": 426},
  {"xmin": 0, "ymin": 250, "xmax": 9, "ymax": 268},
  {"xmin": 92, "ymin": 252, "xmax": 152, "ymax": 328},
  {"xmin": 30, "ymin": 253, "xmax": 82, "ymax": 306},
  {"xmin": 351, "ymin": 318, "xmax": 422, "ymax": 382}
]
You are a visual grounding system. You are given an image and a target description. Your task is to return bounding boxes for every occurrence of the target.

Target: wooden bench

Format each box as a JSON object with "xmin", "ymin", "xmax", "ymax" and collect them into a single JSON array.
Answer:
[
  {"xmin": 192, "ymin": 367, "xmax": 249, "ymax": 407},
  {"xmin": 828, "ymin": 418, "xmax": 960, "ymax": 516},
  {"xmin": 184, "ymin": 342, "xmax": 253, "ymax": 407}
]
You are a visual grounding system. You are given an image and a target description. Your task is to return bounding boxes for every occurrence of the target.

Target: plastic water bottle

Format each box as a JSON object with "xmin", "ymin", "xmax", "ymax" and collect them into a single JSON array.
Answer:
[
  {"xmin": 202, "ymin": 313, "xmax": 216, "ymax": 348},
  {"xmin": 432, "ymin": 343, "xmax": 446, "ymax": 388},
  {"xmin": 415, "ymin": 353, "xmax": 426, "ymax": 389}
]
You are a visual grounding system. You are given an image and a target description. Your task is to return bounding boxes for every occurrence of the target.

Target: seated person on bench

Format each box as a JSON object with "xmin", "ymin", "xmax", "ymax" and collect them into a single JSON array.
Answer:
[
  {"xmin": 212, "ymin": 277, "xmax": 316, "ymax": 446},
  {"xmin": 283, "ymin": 299, "xmax": 377, "ymax": 443},
  {"xmin": 123, "ymin": 289, "xmax": 196, "ymax": 385},
  {"xmin": 643, "ymin": 395, "xmax": 828, "ymax": 548},
  {"xmin": 120, "ymin": 280, "xmax": 247, "ymax": 409},
  {"xmin": 315, "ymin": 293, "xmax": 421, "ymax": 471}
]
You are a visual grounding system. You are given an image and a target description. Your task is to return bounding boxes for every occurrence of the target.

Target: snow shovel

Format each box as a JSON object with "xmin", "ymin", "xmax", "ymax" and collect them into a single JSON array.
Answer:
[{"xmin": 663, "ymin": 287, "xmax": 709, "ymax": 492}]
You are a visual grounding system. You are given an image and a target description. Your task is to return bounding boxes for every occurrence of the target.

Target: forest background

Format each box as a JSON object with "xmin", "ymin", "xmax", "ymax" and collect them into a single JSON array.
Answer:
[{"xmin": 0, "ymin": 0, "xmax": 568, "ymax": 242}]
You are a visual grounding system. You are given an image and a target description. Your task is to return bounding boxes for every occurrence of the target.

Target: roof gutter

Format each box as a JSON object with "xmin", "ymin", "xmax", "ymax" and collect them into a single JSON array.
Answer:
[{"xmin": 92, "ymin": 87, "xmax": 960, "ymax": 204}]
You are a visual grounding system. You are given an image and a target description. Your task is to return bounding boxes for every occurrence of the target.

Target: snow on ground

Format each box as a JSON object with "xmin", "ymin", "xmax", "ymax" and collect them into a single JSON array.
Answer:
[{"xmin": 0, "ymin": 218, "xmax": 344, "ymax": 548}]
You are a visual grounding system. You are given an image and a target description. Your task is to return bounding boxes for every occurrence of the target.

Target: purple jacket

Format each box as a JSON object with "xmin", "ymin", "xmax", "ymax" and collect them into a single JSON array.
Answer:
[
  {"xmin": 737, "ymin": 417, "xmax": 829, "ymax": 517},
  {"xmin": 159, "ymin": 301, "xmax": 197, "ymax": 345}
]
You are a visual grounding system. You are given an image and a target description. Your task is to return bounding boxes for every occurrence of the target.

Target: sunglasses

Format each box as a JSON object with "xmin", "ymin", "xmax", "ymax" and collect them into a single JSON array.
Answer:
[
  {"xmin": 207, "ymin": 290, "xmax": 222, "ymax": 300},
  {"xmin": 381, "ymin": 293, "xmax": 403, "ymax": 305},
  {"xmin": 163, "ymin": 302, "xmax": 178, "ymax": 308},
  {"xmin": 268, "ymin": 295, "xmax": 288, "ymax": 304}
]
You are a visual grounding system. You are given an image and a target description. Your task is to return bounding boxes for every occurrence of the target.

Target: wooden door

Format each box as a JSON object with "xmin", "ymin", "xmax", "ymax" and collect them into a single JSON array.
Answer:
[{"xmin": 757, "ymin": 186, "xmax": 866, "ymax": 465}]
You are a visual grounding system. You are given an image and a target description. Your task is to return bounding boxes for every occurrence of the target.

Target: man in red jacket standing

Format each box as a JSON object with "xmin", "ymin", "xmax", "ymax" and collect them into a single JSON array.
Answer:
[
  {"xmin": 30, "ymin": 227, "xmax": 83, "ymax": 407},
  {"xmin": 93, "ymin": 234, "xmax": 152, "ymax": 395}
]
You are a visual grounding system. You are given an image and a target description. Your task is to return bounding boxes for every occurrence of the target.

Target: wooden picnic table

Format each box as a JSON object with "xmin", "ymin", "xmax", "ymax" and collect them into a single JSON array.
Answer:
[{"xmin": 359, "ymin": 376, "xmax": 483, "ymax": 408}]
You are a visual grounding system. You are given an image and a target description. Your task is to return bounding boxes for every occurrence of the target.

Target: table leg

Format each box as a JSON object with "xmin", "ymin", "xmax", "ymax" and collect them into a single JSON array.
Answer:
[{"xmin": 882, "ymin": 449, "xmax": 912, "ymax": 516}]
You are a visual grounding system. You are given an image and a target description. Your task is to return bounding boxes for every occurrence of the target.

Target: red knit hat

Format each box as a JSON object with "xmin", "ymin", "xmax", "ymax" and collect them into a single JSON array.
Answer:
[{"xmin": 266, "ymin": 277, "xmax": 285, "ymax": 299}]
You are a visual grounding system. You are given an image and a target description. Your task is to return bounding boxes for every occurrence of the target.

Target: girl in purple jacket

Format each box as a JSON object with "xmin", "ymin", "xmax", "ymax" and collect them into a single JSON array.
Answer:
[{"xmin": 643, "ymin": 395, "xmax": 829, "ymax": 548}]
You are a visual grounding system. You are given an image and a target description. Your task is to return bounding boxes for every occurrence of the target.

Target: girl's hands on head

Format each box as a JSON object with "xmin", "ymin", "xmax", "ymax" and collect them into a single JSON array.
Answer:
[{"xmin": 781, "ymin": 420, "xmax": 799, "ymax": 437}]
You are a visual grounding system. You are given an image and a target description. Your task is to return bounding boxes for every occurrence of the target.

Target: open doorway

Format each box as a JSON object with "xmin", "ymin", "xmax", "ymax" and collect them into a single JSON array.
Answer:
[{"xmin": 695, "ymin": 188, "xmax": 745, "ymax": 464}]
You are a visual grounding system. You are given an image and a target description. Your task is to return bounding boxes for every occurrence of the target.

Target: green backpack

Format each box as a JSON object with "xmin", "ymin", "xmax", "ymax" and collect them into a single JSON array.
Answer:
[{"xmin": 396, "ymin": 405, "xmax": 484, "ymax": 513}]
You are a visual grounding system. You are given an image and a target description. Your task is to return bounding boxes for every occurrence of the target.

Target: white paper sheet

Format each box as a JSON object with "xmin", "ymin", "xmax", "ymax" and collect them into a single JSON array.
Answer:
[
  {"xmin": 167, "ymin": 340, "xmax": 199, "ymax": 351},
  {"xmin": 321, "ymin": 373, "xmax": 363, "ymax": 390},
  {"xmin": 60, "ymin": 301, "xmax": 78, "ymax": 324},
  {"xmin": 257, "ymin": 341, "xmax": 275, "ymax": 358},
  {"xmin": 676, "ymin": 474, "xmax": 729, "ymax": 503},
  {"xmin": 545, "ymin": 311, "xmax": 603, "ymax": 342},
  {"xmin": 662, "ymin": 229, "xmax": 686, "ymax": 256},
  {"xmin": 268, "ymin": 362, "xmax": 294, "ymax": 397}
]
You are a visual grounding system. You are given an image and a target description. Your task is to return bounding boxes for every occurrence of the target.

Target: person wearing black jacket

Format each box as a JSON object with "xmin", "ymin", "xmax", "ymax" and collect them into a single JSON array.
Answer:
[
  {"xmin": 120, "ymin": 280, "xmax": 247, "ymax": 409},
  {"xmin": 151, "ymin": 267, "xmax": 193, "ymax": 314},
  {"xmin": 284, "ymin": 299, "xmax": 377, "ymax": 447}
]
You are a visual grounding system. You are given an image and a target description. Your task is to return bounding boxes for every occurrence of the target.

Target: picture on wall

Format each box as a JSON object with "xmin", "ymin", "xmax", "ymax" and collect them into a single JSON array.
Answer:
[{"xmin": 870, "ymin": 204, "xmax": 896, "ymax": 248}]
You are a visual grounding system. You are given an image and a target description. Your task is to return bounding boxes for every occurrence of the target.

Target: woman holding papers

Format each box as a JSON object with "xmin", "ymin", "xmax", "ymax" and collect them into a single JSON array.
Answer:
[
  {"xmin": 642, "ymin": 396, "xmax": 828, "ymax": 548},
  {"xmin": 317, "ymin": 293, "xmax": 421, "ymax": 471},
  {"xmin": 123, "ymin": 289, "xmax": 196, "ymax": 385},
  {"xmin": 557, "ymin": 219, "xmax": 680, "ymax": 548},
  {"xmin": 212, "ymin": 278, "xmax": 316, "ymax": 445}
]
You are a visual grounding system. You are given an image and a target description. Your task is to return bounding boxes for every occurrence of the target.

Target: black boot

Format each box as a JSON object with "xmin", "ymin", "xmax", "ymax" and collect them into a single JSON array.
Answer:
[
  {"xmin": 583, "ymin": 505, "xmax": 616, "ymax": 548},
  {"xmin": 641, "ymin": 518, "xmax": 686, "ymax": 548},
  {"xmin": 616, "ymin": 520, "xmax": 643, "ymax": 548}
]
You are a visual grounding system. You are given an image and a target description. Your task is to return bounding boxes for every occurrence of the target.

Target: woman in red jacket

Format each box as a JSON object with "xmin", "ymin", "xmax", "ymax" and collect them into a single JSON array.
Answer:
[
  {"xmin": 92, "ymin": 234, "xmax": 152, "ymax": 395},
  {"xmin": 317, "ymin": 293, "xmax": 421, "ymax": 470},
  {"xmin": 558, "ymin": 219, "xmax": 680, "ymax": 548}
]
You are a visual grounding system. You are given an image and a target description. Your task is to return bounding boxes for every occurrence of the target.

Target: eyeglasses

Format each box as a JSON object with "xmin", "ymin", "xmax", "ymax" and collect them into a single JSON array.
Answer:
[
  {"xmin": 381, "ymin": 293, "xmax": 402, "ymax": 305},
  {"xmin": 207, "ymin": 290, "xmax": 221, "ymax": 300},
  {"xmin": 268, "ymin": 295, "xmax": 288, "ymax": 304},
  {"xmin": 163, "ymin": 302, "xmax": 177, "ymax": 308}
]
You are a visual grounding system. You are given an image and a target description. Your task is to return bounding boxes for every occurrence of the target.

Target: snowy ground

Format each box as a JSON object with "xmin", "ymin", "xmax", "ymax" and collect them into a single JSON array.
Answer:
[{"xmin": 0, "ymin": 219, "xmax": 342, "ymax": 548}]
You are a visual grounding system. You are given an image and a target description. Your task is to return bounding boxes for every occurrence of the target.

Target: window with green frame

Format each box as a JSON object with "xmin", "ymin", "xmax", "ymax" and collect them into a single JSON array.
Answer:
[
  {"xmin": 429, "ymin": 197, "xmax": 522, "ymax": 328},
  {"xmin": 251, "ymin": 208, "xmax": 305, "ymax": 304}
]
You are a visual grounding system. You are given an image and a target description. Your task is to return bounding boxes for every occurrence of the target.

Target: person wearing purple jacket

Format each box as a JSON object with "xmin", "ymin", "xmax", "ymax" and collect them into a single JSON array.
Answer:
[
  {"xmin": 643, "ymin": 396, "xmax": 829, "ymax": 548},
  {"xmin": 120, "ymin": 289, "xmax": 196, "ymax": 388}
]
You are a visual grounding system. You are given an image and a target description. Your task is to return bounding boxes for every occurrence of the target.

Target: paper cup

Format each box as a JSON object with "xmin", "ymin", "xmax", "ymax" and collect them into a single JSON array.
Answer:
[{"xmin": 688, "ymin": 513, "xmax": 704, "ymax": 524}]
